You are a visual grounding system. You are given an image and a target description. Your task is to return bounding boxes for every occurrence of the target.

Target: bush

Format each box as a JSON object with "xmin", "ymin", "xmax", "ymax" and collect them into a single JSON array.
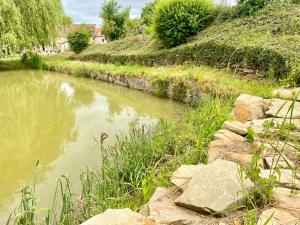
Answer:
[
  {"xmin": 153, "ymin": 0, "xmax": 214, "ymax": 48},
  {"xmin": 67, "ymin": 30, "xmax": 90, "ymax": 54},
  {"xmin": 21, "ymin": 52, "xmax": 42, "ymax": 69},
  {"xmin": 237, "ymin": 0, "xmax": 274, "ymax": 15}
]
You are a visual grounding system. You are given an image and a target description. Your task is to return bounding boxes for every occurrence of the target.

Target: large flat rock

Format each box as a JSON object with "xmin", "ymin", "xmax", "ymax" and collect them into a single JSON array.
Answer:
[
  {"xmin": 233, "ymin": 94, "xmax": 267, "ymax": 122},
  {"xmin": 260, "ymin": 169, "xmax": 300, "ymax": 190},
  {"xmin": 264, "ymin": 155, "xmax": 294, "ymax": 170},
  {"xmin": 273, "ymin": 88, "xmax": 300, "ymax": 101},
  {"xmin": 247, "ymin": 118, "xmax": 300, "ymax": 132},
  {"xmin": 222, "ymin": 121, "xmax": 249, "ymax": 136},
  {"xmin": 213, "ymin": 129, "xmax": 245, "ymax": 141},
  {"xmin": 207, "ymin": 139, "xmax": 253, "ymax": 168},
  {"xmin": 266, "ymin": 98, "xmax": 300, "ymax": 118},
  {"xmin": 80, "ymin": 208, "xmax": 157, "ymax": 225},
  {"xmin": 175, "ymin": 159, "xmax": 253, "ymax": 214},
  {"xmin": 145, "ymin": 188, "xmax": 206, "ymax": 225},
  {"xmin": 257, "ymin": 208, "xmax": 300, "ymax": 225},
  {"xmin": 170, "ymin": 165, "xmax": 205, "ymax": 190},
  {"xmin": 273, "ymin": 187, "xmax": 300, "ymax": 213}
]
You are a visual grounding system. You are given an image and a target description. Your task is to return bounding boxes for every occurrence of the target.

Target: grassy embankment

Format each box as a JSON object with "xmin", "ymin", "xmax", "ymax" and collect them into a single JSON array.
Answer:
[
  {"xmin": 77, "ymin": 3, "xmax": 300, "ymax": 84},
  {"xmin": 0, "ymin": 58, "xmax": 25, "ymax": 71},
  {"xmin": 36, "ymin": 55, "xmax": 276, "ymax": 223},
  {"xmin": 8, "ymin": 3, "xmax": 300, "ymax": 224}
]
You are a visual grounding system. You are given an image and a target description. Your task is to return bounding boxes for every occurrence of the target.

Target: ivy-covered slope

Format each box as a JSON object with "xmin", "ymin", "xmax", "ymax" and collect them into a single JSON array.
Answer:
[{"xmin": 77, "ymin": 3, "xmax": 300, "ymax": 81}]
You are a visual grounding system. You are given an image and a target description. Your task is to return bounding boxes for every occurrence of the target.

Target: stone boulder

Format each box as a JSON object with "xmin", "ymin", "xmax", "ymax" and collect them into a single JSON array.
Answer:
[
  {"xmin": 266, "ymin": 98, "xmax": 300, "ymax": 118},
  {"xmin": 264, "ymin": 155, "xmax": 294, "ymax": 170},
  {"xmin": 273, "ymin": 187, "xmax": 300, "ymax": 213},
  {"xmin": 214, "ymin": 129, "xmax": 245, "ymax": 141},
  {"xmin": 260, "ymin": 169, "xmax": 300, "ymax": 190},
  {"xmin": 257, "ymin": 208, "xmax": 299, "ymax": 225},
  {"xmin": 170, "ymin": 165, "xmax": 205, "ymax": 190},
  {"xmin": 80, "ymin": 208, "xmax": 157, "ymax": 225},
  {"xmin": 222, "ymin": 121, "xmax": 249, "ymax": 136},
  {"xmin": 233, "ymin": 94, "xmax": 267, "ymax": 122},
  {"xmin": 207, "ymin": 139, "xmax": 253, "ymax": 168},
  {"xmin": 143, "ymin": 187, "xmax": 206, "ymax": 225},
  {"xmin": 273, "ymin": 88, "xmax": 300, "ymax": 101},
  {"xmin": 175, "ymin": 159, "xmax": 253, "ymax": 214}
]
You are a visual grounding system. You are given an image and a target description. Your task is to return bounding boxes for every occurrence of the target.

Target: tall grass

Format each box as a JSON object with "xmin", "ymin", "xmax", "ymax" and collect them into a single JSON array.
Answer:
[{"xmin": 8, "ymin": 94, "xmax": 233, "ymax": 225}]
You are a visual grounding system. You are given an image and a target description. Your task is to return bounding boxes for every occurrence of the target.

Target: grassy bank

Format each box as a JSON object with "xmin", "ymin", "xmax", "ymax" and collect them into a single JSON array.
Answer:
[
  {"xmin": 76, "ymin": 3, "xmax": 300, "ymax": 83},
  {"xmin": 0, "ymin": 58, "xmax": 26, "ymax": 71},
  {"xmin": 9, "ymin": 94, "xmax": 234, "ymax": 225},
  {"xmin": 43, "ymin": 55, "xmax": 277, "ymax": 100},
  {"xmin": 5, "ymin": 55, "xmax": 279, "ymax": 224}
]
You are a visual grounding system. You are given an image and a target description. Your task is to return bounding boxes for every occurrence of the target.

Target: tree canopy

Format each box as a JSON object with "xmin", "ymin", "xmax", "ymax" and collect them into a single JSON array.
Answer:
[
  {"xmin": 100, "ymin": 0, "xmax": 131, "ymax": 41},
  {"xmin": 0, "ymin": 0, "xmax": 64, "ymax": 52}
]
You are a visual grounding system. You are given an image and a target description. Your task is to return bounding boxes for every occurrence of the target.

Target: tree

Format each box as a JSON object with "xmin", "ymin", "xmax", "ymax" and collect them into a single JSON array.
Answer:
[
  {"xmin": 63, "ymin": 16, "xmax": 73, "ymax": 27},
  {"xmin": 67, "ymin": 30, "xmax": 91, "ymax": 54},
  {"xmin": 0, "ymin": 0, "xmax": 64, "ymax": 53},
  {"xmin": 0, "ymin": 0, "xmax": 23, "ymax": 52},
  {"xmin": 141, "ymin": 2, "xmax": 156, "ymax": 27},
  {"xmin": 127, "ymin": 18, "xmax": 143, "ymax": 36},
  {"xmin": 100, "ymin": 0, "xmax": 131, "ymax": 41}
]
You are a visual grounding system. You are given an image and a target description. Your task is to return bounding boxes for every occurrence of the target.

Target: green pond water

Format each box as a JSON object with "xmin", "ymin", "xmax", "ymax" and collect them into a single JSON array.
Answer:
[{"xmin": 0, "ymin": 70, "xmax": 185, "ymax": 223}]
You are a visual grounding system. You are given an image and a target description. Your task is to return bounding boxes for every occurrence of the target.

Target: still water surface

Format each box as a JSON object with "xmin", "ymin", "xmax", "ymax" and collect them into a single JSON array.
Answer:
[{"xmin": 0, "ymin": 70, "xmax": 185, "ymax": 223}]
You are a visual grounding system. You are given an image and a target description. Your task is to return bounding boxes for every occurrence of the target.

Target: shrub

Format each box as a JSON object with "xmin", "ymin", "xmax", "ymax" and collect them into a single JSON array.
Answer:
[
  {"xmin": 21, "ymin": 52, "xmax": 42, "ymax": 69},
  {"xmin": 237, "ymin": 0, "xmax": 274, "ymax": 15},
  {"xmin": 153, "ymin": 0, "xmax": 214, "ymax": 48},
  {"xmin": 67, "ymin": 30, "xmax": 90, "ymax": 54}
]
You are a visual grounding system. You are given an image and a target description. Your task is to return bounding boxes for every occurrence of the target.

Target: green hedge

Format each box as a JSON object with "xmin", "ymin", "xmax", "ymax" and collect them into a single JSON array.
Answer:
[{"xmin": 76, "ymin": 40, "xmax": 291, "ymax": 79}]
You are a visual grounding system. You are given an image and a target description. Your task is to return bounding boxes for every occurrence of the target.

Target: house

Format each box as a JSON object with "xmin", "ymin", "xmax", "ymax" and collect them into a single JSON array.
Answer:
[{"xmin": 56, "ymin": 24, "xmax": 107, "ymax": 53}]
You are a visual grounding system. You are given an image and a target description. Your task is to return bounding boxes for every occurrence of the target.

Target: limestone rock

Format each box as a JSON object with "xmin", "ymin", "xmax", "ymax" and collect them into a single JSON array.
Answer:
[
  {"xmin": 80, "ymin": 208, "xmax": 157, "ymax": 225},
  {"xmin": 233, "ymin": 94, "xmax": 267, "ymax": 122},
  {"xmin": 222, "ymin": 121, "xmax": 249, "ymax": 136},
  {"xmin": 266, "ymin": 98, "xmax": 300, "ymax": 118},
  {"xmin": 207, "ymin": 139, "xmax": 255, "ymax": 167},
  {"xmin": 273, "ymin": 88, "xmax": 300, "ymax": 101},
  {"xmin": 146, "ymin": 188, "xmax": 205, "ymax": 225},
  {"xmin": 175, "ymin": 159, "xmax": 253, "ymax": 214},
  {"xmin": 170, "ymin": 165, "xmax": 205, "ymax": 190},
  {"xmin": 273, "ymin": 187, "xmax": 300, "ymax": 213},
  {"xmin": 213, "ymin": 129, "xmax": 245, "ymax": 141},
  {"xmin": 258, "ymin": 140, "xmax": 299, "ymax": 164},
  {"xmin": 264, "ymin": 155, "xmax": 294, "ymax": 170},
  {"xmin": 260, "ymin": 169, "xmax": 300, "ymax": 190},
  {"xmin": 246, "ymin": 118, "xmax": 300, "ymax": 135},
  {"xmin": 257, "ymin": 208, "xmax": 300, "ymax": 225}
]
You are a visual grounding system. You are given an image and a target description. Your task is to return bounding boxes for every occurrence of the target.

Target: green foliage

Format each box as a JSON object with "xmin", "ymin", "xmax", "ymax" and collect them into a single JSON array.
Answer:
[
  {"xmin": 78, "ymin": 3, "xmax": 300, "ymax": 84},
  {"xmin": 8, "ymin": 93, "xmax": 233, "ymax": 224},
  {"xmin": 62, "ymin": 16, "xmax": 73, "ymax": 27},
  {"xmin": 127, "ymin": 18, "xmax": 143, "ymax": 36},
  {"xmin": 153, "ymin": 0, "xmax": 215, "ymax": 47},
  {"xmin": 237, "ymin": 0, "xmax": 274, "ymax": 15},
  {"xmin": 43, "ymin": 55, "xmax": 277, "ymax": 98},
  {"xmin": 141, "ymin": 2, "xmax": 156, "ymax": 27},
  {"xmin": 67, "ymin": 30, "xmax": 91, "ymax": 54},
  {"xmin": 21, "ymin": 52, "xmax": 42, "ymax": 69},
  {"xmin": 0, "ymin": 0, "xmax": 64, "ymax": 52},
  {"xmin": 100, "ymin": 0, "xmax": 131, "ymax": 41}
]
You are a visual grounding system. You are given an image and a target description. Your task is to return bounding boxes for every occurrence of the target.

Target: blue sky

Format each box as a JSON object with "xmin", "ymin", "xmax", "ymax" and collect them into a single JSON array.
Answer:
[{"xmin": 62, "ymin": 0, "xmax": 153, "ymax": 25}]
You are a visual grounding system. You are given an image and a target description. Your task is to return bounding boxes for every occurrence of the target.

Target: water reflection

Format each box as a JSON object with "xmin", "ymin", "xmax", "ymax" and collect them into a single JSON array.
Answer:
[{"xmin": 0, "ymin": 70, "xmax": 185, "ymax": 223}]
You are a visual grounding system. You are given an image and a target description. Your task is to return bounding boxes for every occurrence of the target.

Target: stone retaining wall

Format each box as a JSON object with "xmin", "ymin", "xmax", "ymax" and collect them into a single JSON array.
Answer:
[{"xmin": 43, "ymin": 64, "xmax": 202, "ymax": 106}]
